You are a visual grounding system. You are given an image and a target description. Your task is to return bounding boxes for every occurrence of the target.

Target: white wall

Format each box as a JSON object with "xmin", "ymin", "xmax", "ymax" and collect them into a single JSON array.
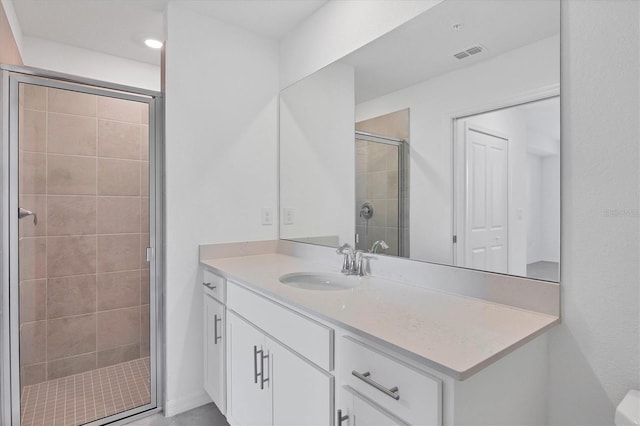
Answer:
[
  {"xmin": 549, "ymin": 1, "xmax": 639, "ymax": 424},
  {"xmin": 355, "ymin": 36, "xmax": 559, "ymax": 269},
  {"xmin": 279, "ymin": 1, "xmax": 639, "ymax": 424},
  {"xmin": 279, "ymin": 0, "xmax": 442, "ymax": 89},
  {"xmin": 527, "ymin": 153, "xmax": 544, "ymax": 264},
  {"xmin": 541, "ymin": 154, "xmax": 560, "ymax": 262},
  {"xmin": 164, "ymin": 2, "xmax": 279, "ymax": 415},
  {"xmin": 20, "ymin": 37, "xmax": 160, "ymax": 91},
  {"xmin": 279, "ymin": 61, "xmax": 355, "ymax": 244}
]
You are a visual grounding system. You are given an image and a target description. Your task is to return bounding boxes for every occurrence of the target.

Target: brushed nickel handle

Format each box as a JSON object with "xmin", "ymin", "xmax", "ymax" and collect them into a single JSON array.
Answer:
[
  {"xmin": 18, "ymin": 208, "xmax": 37, "ymax": 225},
  {"xmin": 213, "ymin": 314, "xmax": 222, "ymax": 344},
  {"xmin": 253, "ymin": 345, "xmax": 260, "ymax": 384},
  {"xmin": 203, "ymin": 282, "xmax": 217, "ymax": 290},
  {"xmin": 352, "ymin": 370, "xmax": 400, "ymax": 400},
  {"xmin": 260, "ymin": 350, "xmax": 269, "ymax": 390},
  {"xmin": 337, "ymin": 409, "xmax": 349, "ymax": 426}
]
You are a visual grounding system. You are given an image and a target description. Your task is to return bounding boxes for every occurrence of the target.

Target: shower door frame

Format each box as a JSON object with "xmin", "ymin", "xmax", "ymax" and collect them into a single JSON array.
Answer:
[{"xmin": 0, "ymin": 65, "xmax": 165, "ymax": 426}]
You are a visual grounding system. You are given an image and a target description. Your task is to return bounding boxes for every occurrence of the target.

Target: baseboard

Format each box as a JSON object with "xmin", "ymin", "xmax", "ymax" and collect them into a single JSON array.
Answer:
[{"xmin": 164, "ymin": 390, "xmax": 211, "ymax": 417}]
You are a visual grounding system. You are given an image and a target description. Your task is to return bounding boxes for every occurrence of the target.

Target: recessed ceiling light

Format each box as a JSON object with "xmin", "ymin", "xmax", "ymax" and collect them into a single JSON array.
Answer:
[{"xmin": 144, "ymin": 39, "xmax": 163, "ymax": 49}]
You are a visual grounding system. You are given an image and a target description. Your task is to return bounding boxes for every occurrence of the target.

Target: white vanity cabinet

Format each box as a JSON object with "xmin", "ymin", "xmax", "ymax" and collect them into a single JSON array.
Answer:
[
  {"xmin": 201, "ymin": 258, "xmax": 551, "ymax": 426},
  {"xmin": 203, "ymin": 269, "xmax": 227, "ymax": 414},
  {"xmin": 226, "ymin": 282, "xmax": 334, "ymax": 426}
]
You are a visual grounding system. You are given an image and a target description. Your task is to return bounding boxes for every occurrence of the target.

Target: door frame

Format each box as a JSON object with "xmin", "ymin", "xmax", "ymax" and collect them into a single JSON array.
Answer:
[
  {"xmin": 0, "ymin": 64, "xmax": 165, "ymax": 426},
  {"xmin": 449, "ymin": 84, "xmax": 560, "ymax": 268}
]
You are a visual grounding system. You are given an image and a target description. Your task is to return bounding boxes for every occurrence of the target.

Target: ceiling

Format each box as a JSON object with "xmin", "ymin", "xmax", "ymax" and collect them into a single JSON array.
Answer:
[
  {"xmin": 342, "ymin": 0, "xmax": 560, "ymax": 103},
  {"xmin": 12, "ymin": 0, "xmax": 327, "ymax": 66}
]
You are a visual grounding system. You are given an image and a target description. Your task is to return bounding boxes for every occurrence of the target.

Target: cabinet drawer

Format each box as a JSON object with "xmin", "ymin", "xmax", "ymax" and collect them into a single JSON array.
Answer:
[
  {"xmin": 227, "ymin": 281, "xmax": 333, "ymax": 371},
  {"xmin": 203, "ymin": 268, "xmax": 226, "ymax": 303},
  {"xmin": 341, "ymin": 336, "xmax": 441, "ymax": 426}
]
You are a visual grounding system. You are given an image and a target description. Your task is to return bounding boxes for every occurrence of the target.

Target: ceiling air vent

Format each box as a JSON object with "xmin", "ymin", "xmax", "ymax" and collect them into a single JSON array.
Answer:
[{"xmin": 453, "ymin": 45, "xmax": 485, "ymax": 60}]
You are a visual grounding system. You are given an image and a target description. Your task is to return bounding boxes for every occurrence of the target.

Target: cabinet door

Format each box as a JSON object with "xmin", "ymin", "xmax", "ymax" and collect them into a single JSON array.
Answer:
[
  {"xmin": 339, "ymin": 387, "xmax": 406, "ymax": 426},
  {"xmin": 270, "ymin": 337, "xmax": 333, "ymax": 426},
  {"xmin": 227, "ymin": 312, "xmax": 272, "ymax": 426},
  {"xmin": 204, "ymin": 294, "xmax": 226, "ymax": 414},
  {"xmin": 352, "ymin": 394, "xmax": 406, "ymax": 426}
]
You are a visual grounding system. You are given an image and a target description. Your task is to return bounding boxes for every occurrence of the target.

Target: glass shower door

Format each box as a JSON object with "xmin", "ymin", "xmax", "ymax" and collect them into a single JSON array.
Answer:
[
  {"xmin": 355, "ymin": 134, "xmax": 406, "ymax": 257},
  {"xmin": 9, "ymin": 74, "xmax": 159, "ymax": 426}
]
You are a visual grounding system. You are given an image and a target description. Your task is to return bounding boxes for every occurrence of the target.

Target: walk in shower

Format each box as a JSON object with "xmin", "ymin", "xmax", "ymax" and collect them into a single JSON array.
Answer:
[
  {"xmin": 1, "ymin": 66, "xmax": 163, "ymax": 426},
  {"xmin": 355, "ymin": 109, "xmax": 409, "ymax": 257}
]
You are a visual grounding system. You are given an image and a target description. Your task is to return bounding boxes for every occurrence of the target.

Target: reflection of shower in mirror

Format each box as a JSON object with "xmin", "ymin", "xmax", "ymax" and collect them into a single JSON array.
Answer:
[
  {"xmin": 355, "ymin": 109, "xmax": 410, "ymax": 257},
  {"xmin": 359, "ymin": 201, "xmax": 374, "ymax": 219}
]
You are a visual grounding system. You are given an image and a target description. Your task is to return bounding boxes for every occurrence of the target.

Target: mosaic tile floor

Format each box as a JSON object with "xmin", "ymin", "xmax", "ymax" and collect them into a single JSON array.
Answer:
[{"xmin": 20, "ymin": 357, "xmax": 150, "ymax": 426}]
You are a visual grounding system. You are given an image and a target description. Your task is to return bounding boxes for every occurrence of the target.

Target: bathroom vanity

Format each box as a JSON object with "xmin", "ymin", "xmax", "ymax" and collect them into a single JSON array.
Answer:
[
  {"xmin": 200, "ymin": 1, "xmax": 562, "ymax": 423},
  {"xmin": 199, "ymin": 244, "xmax": 558, "ymax": 426}
]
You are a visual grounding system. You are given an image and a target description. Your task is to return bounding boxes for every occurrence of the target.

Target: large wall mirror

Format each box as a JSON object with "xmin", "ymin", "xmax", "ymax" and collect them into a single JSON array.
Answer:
[{"xmin": 280, "ymin": 0, "xmax": 560, "ymax": 282}]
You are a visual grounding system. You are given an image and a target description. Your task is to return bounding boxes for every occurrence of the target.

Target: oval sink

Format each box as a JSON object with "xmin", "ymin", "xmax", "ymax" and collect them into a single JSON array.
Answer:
[{"xmin": 279, "ymin": 272, "xmax": 360, "ymax": 291}]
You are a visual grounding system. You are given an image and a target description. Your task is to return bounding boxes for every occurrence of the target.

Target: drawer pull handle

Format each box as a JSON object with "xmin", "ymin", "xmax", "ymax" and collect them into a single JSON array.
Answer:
[
  {"xmin": 352, "ymin": 370, "xmax": 400, "ymax": 400},
  {"xmin": 203, "ymin": 282, "xmax": 217, "ymax": 290},
  {"xmin": 254, "ymin": 346, "xmax": 270, "ymax": 389},
  {"xmin": 259, "ymin": 349, "xmax": 269, "ymax": 390},
  {"xmin": 253, "ymin": 345, "xmax": 260, "ymax": 384},
  {"xmin": 213, "ymin": 314, "xmax": 222, "ymax": 344},
  {"xmin": 337, "ymin": 409, "xmax": 349, "ymax": 426}
]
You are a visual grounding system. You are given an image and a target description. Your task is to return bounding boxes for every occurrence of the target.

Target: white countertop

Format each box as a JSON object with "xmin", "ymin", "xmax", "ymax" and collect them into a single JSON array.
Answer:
[{"xmin": 201, "ymin": 253, "xmax": 559, "ymax": 380}]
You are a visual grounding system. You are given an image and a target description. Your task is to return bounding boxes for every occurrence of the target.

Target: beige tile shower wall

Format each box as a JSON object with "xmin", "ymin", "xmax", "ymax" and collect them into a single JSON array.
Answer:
[{"xmin": 18, "ymin": 84, "xmax": 150, "ymax": 387}]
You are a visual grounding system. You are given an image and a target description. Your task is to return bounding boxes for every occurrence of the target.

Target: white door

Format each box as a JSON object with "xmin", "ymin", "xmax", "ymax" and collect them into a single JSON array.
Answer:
[
  {"xmin": 227, "ymin": 312, "xmax": 271, "ymax": 426},
  {"xmin": 270, "ymin": 337, "xmax": 333, "ymax": 426},
  {"xmin": 204, "ymin": 294, "xmax": 226, "ymax": 414},
  {"xmin": 464, "ymin": 125, "xmax": 509, "ymax": 273}
]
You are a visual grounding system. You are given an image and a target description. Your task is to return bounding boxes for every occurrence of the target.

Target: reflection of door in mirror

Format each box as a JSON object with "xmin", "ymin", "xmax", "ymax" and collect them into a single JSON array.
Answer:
[
  {"xmin": 355, "ymin": 109, "xmax": 410, "ymax": 257},
  {"xmin": 454, "ymin": 97, "xmax": 560, "ymax": 282},
  {"xmin": 463, "ymin": 125, "xmax": 509, "ymax": 274}
]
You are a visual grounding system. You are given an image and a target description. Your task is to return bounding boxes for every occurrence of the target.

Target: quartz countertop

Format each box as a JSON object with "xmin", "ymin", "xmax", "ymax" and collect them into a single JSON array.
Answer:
[{"xmin": 201, "ymin": 253, "xmax": 559, "ymax": 380}]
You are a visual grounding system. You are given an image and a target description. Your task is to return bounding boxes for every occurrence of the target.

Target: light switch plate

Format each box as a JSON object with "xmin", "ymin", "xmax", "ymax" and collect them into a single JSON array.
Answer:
[
  {"xmin": 262, "ymin": 208, "xmax": 273, "ymax": 225},
  {"xmin": 283, "ymin": 208, "xmax": 294, "ymax": 225}
]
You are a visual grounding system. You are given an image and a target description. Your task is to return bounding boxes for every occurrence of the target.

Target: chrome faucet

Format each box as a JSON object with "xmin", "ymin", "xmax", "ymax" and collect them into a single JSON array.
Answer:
[
  {"xmin": 336, "ymin": 244, "xmax": 367, "ymax": 276},
  {"xmin": 370, "ymin": 240, "xmax": 389, "ymax": 253},
  {"xmin": 336, "ymin": 243, "xmax": 355, "ymax": 274}
]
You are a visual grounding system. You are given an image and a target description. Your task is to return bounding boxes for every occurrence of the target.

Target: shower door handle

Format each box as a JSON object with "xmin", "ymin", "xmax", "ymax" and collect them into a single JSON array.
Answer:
[{"xmin": 18, "ymin": 208, "xmax": 37, "ymax": 225}]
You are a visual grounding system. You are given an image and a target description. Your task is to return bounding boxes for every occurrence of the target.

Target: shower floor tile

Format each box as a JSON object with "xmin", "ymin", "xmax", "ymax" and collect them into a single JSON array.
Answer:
[{"xmin": 20, "ymin": 357, "xmax": 151, "ymax": 426}]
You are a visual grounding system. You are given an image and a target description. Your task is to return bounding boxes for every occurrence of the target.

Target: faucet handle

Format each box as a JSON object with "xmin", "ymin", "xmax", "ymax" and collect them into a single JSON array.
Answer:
[{"xmin": 336, "ymin": 243, "xmax": 351, "ymax": 254}]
